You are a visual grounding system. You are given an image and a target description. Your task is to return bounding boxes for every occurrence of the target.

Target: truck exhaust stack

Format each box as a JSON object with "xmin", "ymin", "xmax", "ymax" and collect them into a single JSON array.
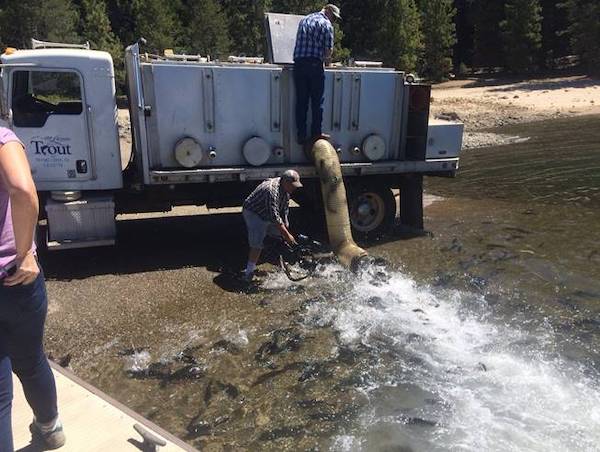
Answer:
[{"xmin": 310, "ymin": 139, "xmax": 368, "ymax": 271}]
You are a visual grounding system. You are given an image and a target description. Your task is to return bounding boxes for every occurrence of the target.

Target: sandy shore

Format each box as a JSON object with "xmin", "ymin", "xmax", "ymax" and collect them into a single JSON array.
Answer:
[{"xmin": 431, "ymin": 75, "xmax": 600, "ymax": 148}]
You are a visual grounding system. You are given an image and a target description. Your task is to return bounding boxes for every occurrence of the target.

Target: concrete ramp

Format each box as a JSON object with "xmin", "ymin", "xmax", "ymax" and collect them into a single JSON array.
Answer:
[{"xmin": 12, "ymin": 362, "xmax": 196, "ymax": 451}]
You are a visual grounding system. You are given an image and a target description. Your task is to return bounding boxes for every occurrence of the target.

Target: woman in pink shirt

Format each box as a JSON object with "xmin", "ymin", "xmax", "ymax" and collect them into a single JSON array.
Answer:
[{"xmin": 0, "ymin": 127, "xmax": 65, "ymax": 450}]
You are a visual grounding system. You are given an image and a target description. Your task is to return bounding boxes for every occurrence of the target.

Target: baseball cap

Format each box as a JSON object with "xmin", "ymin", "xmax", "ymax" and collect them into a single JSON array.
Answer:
[
  {"xmin": 282, "ymin": 169, "xmax": 303, "ymax": 188},
  {"xmin": 324, "ymin": 4, "xmax": 341, "ymax": 20}
]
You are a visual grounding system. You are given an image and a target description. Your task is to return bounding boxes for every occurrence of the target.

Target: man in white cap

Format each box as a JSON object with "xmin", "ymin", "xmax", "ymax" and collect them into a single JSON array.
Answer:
[
  {"xmin": 241, "ymin": 170, "xmax": 303, "ymax": 281},
  {"xmin": 293, "ymin": 4, "xmax": 341, "ymax": 145}
]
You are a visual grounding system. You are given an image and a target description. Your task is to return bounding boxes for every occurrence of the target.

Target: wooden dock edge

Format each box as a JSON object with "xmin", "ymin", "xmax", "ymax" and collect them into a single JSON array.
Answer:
[{"xmin": 48, "ymin": 361, "xmax": 199, "ymax": 452}]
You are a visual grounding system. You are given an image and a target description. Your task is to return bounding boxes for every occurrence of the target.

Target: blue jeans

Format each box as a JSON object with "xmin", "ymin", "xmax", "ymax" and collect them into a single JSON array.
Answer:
[
  {"xmin": 0, "ymin": 271, "xmax": 58, "ymax": 452},
  {"xmin": 294, "ymin": 57, "xmax": 325, "ymax": 141}
]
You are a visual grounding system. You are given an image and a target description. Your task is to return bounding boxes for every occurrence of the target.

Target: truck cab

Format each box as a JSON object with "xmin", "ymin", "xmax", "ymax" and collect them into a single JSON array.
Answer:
[{"xmin": 0, "ymin": 45, "xmax": 122, "ymax": 192}]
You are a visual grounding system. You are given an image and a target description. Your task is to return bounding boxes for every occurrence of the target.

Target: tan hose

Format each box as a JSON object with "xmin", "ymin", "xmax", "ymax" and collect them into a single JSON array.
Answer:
[{"xmin": 309, "ymin": 139, "xmax": 368, "ymax": 270}]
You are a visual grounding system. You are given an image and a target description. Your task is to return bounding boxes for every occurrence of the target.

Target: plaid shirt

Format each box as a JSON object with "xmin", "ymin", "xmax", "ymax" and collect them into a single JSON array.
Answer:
[
  {"xmin": 293, "ymin": 11, "xmax": 334, "ymax": 61},
  {"xmin": 243, "ymin": 178, "xmax": 289, "ymax": 225}
]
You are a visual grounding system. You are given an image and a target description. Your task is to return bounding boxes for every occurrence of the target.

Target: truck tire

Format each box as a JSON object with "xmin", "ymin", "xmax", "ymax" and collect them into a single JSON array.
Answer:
[
  {"xmin": 347, "ymin": 185, "xmax": 396, "ymax": 240},
  {"xmin": 35, "ymin": 222, "xmax": 49, "ymax": 255}
]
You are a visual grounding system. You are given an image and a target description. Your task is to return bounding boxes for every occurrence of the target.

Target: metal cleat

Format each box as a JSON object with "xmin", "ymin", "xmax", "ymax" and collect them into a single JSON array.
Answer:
[{"xmin": 133, "ymin": 423, "xmax": 167, "ymax": 452}]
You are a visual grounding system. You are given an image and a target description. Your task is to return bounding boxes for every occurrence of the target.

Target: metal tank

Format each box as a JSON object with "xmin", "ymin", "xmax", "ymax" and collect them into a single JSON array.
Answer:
[{"xmin": 133, "ymin": 59, "xmax": 405, "ymax": 171}]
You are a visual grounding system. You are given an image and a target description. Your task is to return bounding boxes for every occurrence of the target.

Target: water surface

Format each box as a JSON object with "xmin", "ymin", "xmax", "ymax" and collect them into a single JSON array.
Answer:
[{"xmin": 43, "ymin": 115, "xmax": 600, "ymax": 451}]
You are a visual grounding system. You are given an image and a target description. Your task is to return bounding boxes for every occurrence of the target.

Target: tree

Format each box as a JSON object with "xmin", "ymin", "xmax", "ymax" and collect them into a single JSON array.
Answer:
[
  {"xmin": 452, "ymin": 0, "xmax": 476, "ymax": 72},
  {"xmin": 0, "ymin": 0, "xmax": 81, "ymax": 48},
  {"xmin": 270, "ymin": 0, "xmax": 322, "ymax": 14},
  {"xmin": 540, "ymin": 0, "xmax": 570, "ymax": 67},
  {"xmin": 179, "ymin": 0, "xmax": 231, "ymax": 58},
  {"xmin": 339, "ymin": 0, "xmax": 387, "ymax": 61},
  {"xmin": 78, "ymin": 0, "xmax": 120, "ymax": 54},
  {"xmin": 379, "ymin": 0, "xmax": 423, "ymax": 71},
  {"xmin": 77, "ymin": 0, "xmax": 124, "ymax": 88},
  {"xmin": 562, "ymin": 0, "xmax": 600, "ymax": 71},
  {"xmin": 221, "ymin": 0, "xmax": 272, "ymax": 56},
  {"xmin": 419, "ymin": 0, "xmax": 457, "ymax": 80},
  {"xmin": 501, "ymin": 0, "xmax": 542, "ymax": 72},
  {"xmin": 104, "ymin": 0, "xmax": 179, "ymax": 53},
  {"xmin": 104, "ymin": 0, "xmax": 137, "ymax": 46},
  {"xmin": 340, "ymin": 0, "xmax": 422, "ymax": 70},
  {"xmin": 472, "ymin": 0, "xmax": 505, "ymax": 69}
]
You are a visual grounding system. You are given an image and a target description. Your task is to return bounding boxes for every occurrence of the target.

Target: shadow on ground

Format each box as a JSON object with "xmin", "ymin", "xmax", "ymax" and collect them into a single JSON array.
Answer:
[
  {"xmin": 40, "ymin": 209, "xmax": 426, "ymax": 282},
  {"xmin": 41, "ymin": 212, "xmax": 247, "ymax": 281},
  {"xmin": 460, "ymin": 74, "xmax": 598, "ymax": 92}
]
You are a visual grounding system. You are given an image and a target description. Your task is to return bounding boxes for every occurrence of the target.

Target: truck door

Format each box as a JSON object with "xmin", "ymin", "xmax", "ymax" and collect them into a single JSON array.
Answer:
[{"xmin": 9, "ymin": 69, "xmax": 93, "ymax": 182}]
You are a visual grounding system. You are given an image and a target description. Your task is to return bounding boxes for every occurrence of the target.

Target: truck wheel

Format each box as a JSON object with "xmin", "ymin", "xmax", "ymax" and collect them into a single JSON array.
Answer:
[{"xmin": 347, "ymin": 185, "xmax": 396, "ymax": 239}]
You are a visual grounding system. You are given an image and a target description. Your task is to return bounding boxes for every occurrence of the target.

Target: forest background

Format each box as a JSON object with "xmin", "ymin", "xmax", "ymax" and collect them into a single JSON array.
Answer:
[{"xmin": 0, "ymin": 0, "xmax": 598, "ymax": 92}]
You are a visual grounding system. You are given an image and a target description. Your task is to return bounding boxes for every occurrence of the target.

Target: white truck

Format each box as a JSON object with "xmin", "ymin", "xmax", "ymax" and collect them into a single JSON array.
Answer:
[{"xmin": 0, "ymin": 14, "xmax": 463, "ymax": 250}]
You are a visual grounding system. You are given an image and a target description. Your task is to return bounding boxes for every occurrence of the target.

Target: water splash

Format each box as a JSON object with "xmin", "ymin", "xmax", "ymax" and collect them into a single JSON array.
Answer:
[
  {"xmin": 123, "ymin": 350, "xmax": 152, "ymax": 373},
  {"xmin": 316, "ymin": 265, "xmax": 600, "ymax": 451}
]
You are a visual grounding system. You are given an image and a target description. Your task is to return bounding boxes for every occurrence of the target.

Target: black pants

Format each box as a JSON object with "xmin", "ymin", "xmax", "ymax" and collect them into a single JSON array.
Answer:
[{"xmin": 294, "ymin": 58, "xmax": 325, "ymax": 142}]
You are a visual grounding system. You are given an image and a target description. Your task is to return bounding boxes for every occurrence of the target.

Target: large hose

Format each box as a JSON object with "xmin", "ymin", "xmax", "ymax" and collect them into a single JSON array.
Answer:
[{"xmin": 310, "ymin": 139, "xmax": 368, "ymax": 270}]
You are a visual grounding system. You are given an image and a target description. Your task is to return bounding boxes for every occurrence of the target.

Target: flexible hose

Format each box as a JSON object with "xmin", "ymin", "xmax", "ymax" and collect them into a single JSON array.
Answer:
[{"xmin": 310, "ymin": 139, "xmax": 368, "ymax": 270}]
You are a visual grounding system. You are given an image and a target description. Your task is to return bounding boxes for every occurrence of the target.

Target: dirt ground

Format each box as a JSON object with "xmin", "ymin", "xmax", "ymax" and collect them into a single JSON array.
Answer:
[{"xmin": 429, "ymin": 75, "xmax": 600, "ymax": 148}]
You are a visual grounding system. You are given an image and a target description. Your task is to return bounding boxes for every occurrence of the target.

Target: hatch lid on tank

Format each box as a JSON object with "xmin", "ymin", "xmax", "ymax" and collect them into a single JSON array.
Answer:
[{"xmin": 265, "ymin": 13, "xmax": 305, "ymax": 65}]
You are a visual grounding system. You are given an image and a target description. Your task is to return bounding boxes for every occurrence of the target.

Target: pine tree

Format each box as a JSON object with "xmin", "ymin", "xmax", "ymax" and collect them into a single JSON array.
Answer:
[
  {"xmin": 339, "ymin": 0, "xmax": 388, "ymax": 61},
  {"xmin": 473, "ymin": 0, "xmax": 505, "ymax": 69},
  {"xmin": 131, "ymin": 0, "xmax": 178, "ymax": 53},
  {"xmin": 221, "ymin": 0, "xmax": 272, "ymax": 56},
  {"xmin": 501, "ymin": 0, "xmax": 542, "ymax": 72},
  {"xmin": 453, "ymin": 0, "xmax": 476, "ymax": 72},
  {"xmin": 270, "ymin": 0, "xmax": 322, "ymax": 14},
  {"xmin": 104, "ymin": 0, "xmax": 137, "ymax": 46},
  {"xmin": 77, "ymin": 0, "xmax": 124, "ymax": 88},
  {"xmin": 180, "ymin": 0, "xmax": 231, "ymax": 58},
  {"xmin": 79, "ymin": 0, "xmax": 120, "ymax": 53},
  {"xmin": 419, "ymin": 0, "xmax": 457, "ymax": 80},
  {"xmin": 379, "ymin": 0, "xmax": 423, "ymax": 71},
  {"xmin": 0, "ymin": 0, "xmax": 81, "ymax": 48},
  {"xmin": 562, "ymin": 0, "xmax": 600, "ymax": 71},
  {"xmin": 540, "ymin": 0, "xmax": 570, "ymax": 67}
]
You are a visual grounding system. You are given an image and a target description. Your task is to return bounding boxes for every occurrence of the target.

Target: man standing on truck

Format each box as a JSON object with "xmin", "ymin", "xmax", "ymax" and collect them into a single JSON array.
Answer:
[
  {"xmin": 293, "ymin": 4, "xmax": 341, "ymax": 145},
  {"xmin": 242, "ymin": 170, "xmax": 303, "ymax": 281}
]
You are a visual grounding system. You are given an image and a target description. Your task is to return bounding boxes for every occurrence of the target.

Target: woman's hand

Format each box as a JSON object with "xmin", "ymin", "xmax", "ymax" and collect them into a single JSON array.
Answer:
[{"xmin": 4, "ymin": 252, "xmax": 39, "ymax": 286}]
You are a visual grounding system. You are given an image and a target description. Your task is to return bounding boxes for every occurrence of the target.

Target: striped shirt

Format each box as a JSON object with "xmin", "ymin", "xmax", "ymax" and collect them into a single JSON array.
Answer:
[
  {"xmin": 243, "ymin": 178, "xmax": 289, "ymax": 225},
  {"xmin": 293, "ymin": 11, "xmax": 334, "ymax": 61}
]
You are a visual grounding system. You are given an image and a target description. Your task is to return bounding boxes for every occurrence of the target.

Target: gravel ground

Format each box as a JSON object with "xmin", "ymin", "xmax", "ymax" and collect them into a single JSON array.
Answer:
[{"xmin": 430, "ymin": 74, "xmax": 600, "ymax": 148}]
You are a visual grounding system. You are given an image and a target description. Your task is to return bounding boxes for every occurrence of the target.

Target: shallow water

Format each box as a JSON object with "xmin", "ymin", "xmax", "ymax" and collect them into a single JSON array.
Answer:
[
  {"xmin": 42, "ymin": 115, "xmax": 600, "ymax": 451},
  {"xmin": 318, "ymin": 265, "xmax": 600, "ymax": 451}
]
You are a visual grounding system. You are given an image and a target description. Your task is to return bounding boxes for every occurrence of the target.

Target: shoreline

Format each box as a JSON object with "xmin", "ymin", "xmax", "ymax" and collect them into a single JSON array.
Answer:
[{"xmin": 430, "ymin": 74, "xmax": 600, "ymax": 149}]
